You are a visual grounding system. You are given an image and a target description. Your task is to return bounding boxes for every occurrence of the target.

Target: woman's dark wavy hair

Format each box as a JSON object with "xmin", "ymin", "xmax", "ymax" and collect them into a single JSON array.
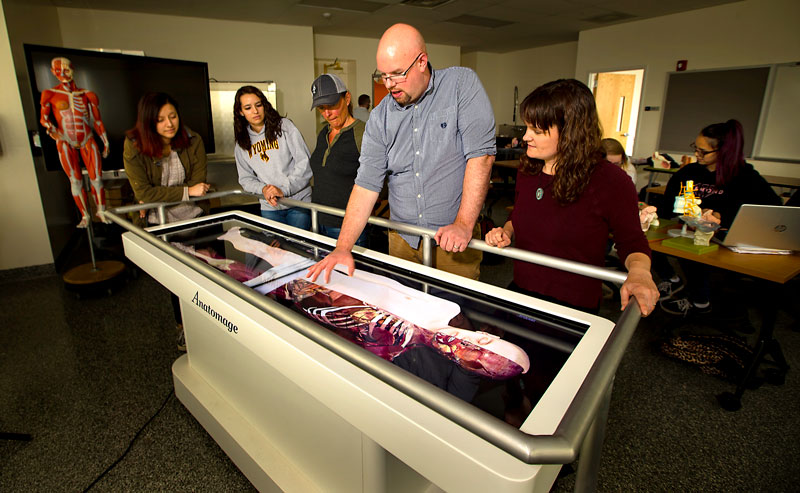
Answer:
[
  {"xmin": 233, "ymin": 86, "xmax": 283, "ymax": 151},
  {"xmin": 700, "ymin": 119, "xmax": 745, "ymax": 187},
  {"xmin": 519, "ymin": 79, "xmax": 604, "ymax": 205},
  {"xmin": 126, "ymin": 92, "xmax": 190, "ymax": 158}
]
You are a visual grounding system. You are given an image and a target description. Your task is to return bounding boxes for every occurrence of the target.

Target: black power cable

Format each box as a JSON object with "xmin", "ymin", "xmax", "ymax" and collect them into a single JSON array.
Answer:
[{"xmin": 82, "ymin": 389, "xmax": 174, "ymax": 492}]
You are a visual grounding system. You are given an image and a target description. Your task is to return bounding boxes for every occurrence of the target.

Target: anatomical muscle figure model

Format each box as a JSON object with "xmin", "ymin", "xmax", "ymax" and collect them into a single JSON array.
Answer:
[{"xmin": 40, "ymin": 57, "xmax": 111, "ymax": 227}]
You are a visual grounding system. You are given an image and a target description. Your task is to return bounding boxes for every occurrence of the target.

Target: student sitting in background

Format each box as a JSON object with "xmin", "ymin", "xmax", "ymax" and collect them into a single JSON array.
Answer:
[
  {"xmin": 602, "ymin": 138, "xmax": 637, "ymax": 184},
  {"xmin": 655, "ymin": 119, "xmax": 781, "ymax": 316}
]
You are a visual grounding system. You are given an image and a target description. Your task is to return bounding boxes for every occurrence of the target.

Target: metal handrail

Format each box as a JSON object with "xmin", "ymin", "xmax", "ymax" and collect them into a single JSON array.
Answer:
[
  {"xmin": 103, "ymin": 189, "xmax": 641, "ymax": 465},
  {"xmin": 279, "ymin": 196, "xmax": 629, "ymax": 284},
  {"xmin": 115, "ymin": 190, "xmax": 628, "ymax": 284}
]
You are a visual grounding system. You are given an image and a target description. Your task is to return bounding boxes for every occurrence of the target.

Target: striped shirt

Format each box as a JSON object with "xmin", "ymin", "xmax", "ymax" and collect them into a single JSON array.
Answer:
[{"xmin": 147, "ymin": 150, "xmax": 201, "ymax": 224}]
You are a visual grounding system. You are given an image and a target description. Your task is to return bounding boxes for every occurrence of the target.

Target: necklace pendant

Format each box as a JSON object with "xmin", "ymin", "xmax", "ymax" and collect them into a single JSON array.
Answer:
[{"xmin": 536, "ymin": 187, "xmax": 544, "ymax": 200}]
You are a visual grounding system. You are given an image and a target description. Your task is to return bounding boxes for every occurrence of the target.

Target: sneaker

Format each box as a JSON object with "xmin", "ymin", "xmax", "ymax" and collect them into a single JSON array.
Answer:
[
  {"xmin": 657, "ymin": 278, "xmax": 685, "ymax": 300},
  {"xmin": 176, "ymin": 324, "xmax": 186, "ymax": 352},
  {"xmin": 660, "ymin": 297, "xmax": 712, "ymax": 317}
]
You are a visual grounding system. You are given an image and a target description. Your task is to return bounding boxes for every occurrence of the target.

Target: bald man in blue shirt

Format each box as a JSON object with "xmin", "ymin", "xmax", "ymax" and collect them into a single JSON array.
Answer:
[{"xmin": 309, "ymin": 23, "xmax": 496, "ymax": 283}]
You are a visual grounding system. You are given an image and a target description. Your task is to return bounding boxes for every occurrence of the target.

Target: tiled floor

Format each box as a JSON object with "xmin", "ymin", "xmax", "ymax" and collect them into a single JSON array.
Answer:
[{"xmin": 2, "ymin": 216, "xmax": 799, "ymax": 492}]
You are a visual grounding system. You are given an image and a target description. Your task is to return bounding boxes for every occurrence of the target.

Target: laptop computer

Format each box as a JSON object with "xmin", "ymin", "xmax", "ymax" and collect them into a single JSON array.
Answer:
[{"xmin": 718, "ymin": 204, "xmax": 800, "ymax": 252}]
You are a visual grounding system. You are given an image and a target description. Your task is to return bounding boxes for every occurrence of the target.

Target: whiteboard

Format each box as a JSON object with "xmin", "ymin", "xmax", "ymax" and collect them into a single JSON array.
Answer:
[
  {"xmin": 659, "ymin": 67, "xmax": 769, "ymax": 157},
  {"xmin": 658, "ymin": 63, "xmax": 800, "ymax": 163},
  {"xmin": 756, "ymin": 64, "xmax": 800, "ymax": 161}
]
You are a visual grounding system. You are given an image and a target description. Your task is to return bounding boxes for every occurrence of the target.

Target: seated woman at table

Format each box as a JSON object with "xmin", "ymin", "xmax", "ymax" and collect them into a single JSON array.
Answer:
[
  {"xmin": 234, "ymin": 85, "xmax": 312, "ymax": 230},
  {"xmin": 484, "ymin": 79, "xmax": 659, "ymax": 316},
  {"xmin": 602, "ymin": 138, "xmax": 636, "ymax": 184},
  {"xmin": 654, "ymin": 119, "xmax": 782, "ymax": 316},
  {"xmin": 308, "ymin": 74, "xmax": 368, "ymax": 246}
]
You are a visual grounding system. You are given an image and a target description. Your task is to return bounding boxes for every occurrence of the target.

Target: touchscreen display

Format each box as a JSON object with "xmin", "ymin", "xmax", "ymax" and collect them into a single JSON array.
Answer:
[{"xmin": 158, "ymin": 217, "xmax": 588, "ymax": 428}]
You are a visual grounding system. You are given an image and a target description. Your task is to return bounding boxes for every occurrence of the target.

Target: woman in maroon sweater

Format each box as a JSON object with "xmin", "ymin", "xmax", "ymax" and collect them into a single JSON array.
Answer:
[{"xmin": 485, "ymin": 79, "xmax": 659, "ymax": 315}]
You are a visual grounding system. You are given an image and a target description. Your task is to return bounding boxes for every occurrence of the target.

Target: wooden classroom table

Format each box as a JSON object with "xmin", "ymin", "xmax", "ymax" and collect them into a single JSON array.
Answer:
[
  {"xmin": 761, "ymin": 174, "xmax": 800, "ymax": 189},
  {"xmin": 648, "ymin": 222, "xmax": 800, "ymax": 410},
  {"xmin": 650, "ymin": 234, "xmax": 800, "ymax": 284}
]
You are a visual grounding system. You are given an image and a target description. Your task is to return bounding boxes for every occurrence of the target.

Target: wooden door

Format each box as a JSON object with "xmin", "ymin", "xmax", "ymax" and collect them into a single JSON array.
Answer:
[
  {"xmin": 594, "ymin": 73, "xmax": 636, "ymax": 148},
  {"xmin": 373, "ymin": 80, "xmax": 389, "ymax": 108}
]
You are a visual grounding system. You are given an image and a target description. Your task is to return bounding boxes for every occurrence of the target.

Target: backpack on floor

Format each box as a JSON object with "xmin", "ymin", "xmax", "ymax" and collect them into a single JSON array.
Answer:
[{"xmin": 660, "ymin": 333, "xmax": 753, "ymax": 381}]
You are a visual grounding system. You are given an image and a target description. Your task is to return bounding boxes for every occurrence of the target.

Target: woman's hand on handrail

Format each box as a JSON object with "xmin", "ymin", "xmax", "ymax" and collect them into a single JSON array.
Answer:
[
  {"xmin": 484, "ymin": 221, "xmax": 514, "ymax": 248},
  {"xmin": 620, "ymin": 253, "xmax": 659, "ymax": 317}
]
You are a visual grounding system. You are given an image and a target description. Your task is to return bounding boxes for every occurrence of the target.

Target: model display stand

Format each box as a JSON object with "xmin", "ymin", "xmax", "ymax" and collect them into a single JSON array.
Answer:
[
  {"xmin": 661, "ymin": 235, "xmax": 719, "ymax": 254},
  {"xmin": 664, "ymin": 215, "xmax": 721, "ymax": 254},
  {"xmin": 62, "ymin": 177, "xmax": 125, "ymax": 295},
  {"xmin": 107, "ymin": 210, "xmax": 641, "ymax": 493}
]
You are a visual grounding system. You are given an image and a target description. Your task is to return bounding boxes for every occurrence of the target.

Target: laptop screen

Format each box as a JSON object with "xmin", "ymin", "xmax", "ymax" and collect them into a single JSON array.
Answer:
[{"xmin": 721, "ymin": 205, "xmax": 800, "ymax": 251}]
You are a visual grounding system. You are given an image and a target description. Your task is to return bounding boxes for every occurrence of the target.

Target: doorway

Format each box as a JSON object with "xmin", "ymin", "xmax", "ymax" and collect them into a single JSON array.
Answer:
[
  {"xmin": 373, "ymin": 79, "xmax": 389, "ymax": 109},
  {"xmin": 589, "ymin": 69, "xmax": 644, "ymax": 156}
]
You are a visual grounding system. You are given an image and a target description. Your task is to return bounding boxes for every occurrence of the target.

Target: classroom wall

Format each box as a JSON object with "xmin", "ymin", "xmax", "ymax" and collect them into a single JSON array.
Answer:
[
  {"xmin": 314, "ymin": 33, "xmax": 461, "ymax": 110},
  {"xmin": 313, "ymin": 34, "xmax": 378, "ymax": 110},
  {"xmin": 0, "ymin": 0, "xmax": 59, "ymax": 270},
  {"xmin": 575, "ymin": 0, "xmax": 800, "ymax": 177},
  {"xmin": 56, "ymin": 8, "xmax": 317, "ymax": 150},
  {"xmin": 465, "ymin": 42, "xmax": 579, "ymax": 128}
]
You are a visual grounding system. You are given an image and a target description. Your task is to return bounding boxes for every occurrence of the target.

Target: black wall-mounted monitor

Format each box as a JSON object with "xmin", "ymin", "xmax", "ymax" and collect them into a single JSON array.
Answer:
[{"xmin": 24, "ymin": 44, "xmax": 215, "ymax": 173}]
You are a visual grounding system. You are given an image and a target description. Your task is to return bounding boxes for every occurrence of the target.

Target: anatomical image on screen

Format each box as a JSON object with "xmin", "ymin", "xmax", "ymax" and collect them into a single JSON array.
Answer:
[{"xmin": 164, "ymin": 220, "xmax": 580, "ymax": 428}]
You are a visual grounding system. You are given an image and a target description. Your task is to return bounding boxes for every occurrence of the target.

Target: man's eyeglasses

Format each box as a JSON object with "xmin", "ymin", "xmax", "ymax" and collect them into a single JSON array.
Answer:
[
  {"xmin": 690, "ymin": 143, "xmax": 718, "ymax": 158},
  {"xmin": 372, "ymin": 53, "xmax": 423, "ymax": 84}
]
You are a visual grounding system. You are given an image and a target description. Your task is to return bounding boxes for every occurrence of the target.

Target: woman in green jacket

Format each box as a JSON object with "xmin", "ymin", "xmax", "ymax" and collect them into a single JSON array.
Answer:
[
  {"xmin": 123, "ymin": 92, "xmax": 210, "ymax": 225},
  {"xmin": 123, "ymin": 92, "xmax": 211, "ymax": 350}
]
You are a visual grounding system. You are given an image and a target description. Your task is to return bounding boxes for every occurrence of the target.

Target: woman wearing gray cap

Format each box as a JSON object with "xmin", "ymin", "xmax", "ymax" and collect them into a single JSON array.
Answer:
[
  {"xmin": 233, "ymin": 85, "xmax": 312, "ymax": 229},
  {"xmin": 309, "ymin": 74, "xmax": 368, "ymax": 246}
]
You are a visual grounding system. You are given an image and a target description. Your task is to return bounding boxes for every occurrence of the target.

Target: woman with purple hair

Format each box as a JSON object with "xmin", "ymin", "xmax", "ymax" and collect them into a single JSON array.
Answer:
[{"xmin": 656, "ymin": 119, "xmax": 782, "ymax": 316}]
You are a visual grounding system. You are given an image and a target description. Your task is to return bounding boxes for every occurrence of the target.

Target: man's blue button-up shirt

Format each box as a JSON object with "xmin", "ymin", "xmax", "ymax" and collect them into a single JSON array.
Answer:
[{"xmin": 355, "ymin": 64, "xmax": 496, "ymax": 248}]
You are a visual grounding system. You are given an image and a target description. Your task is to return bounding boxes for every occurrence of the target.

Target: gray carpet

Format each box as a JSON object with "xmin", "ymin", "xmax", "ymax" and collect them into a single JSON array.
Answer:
[{"xmin": 1, "ymin": 234, "xmax": 798, "ymax": 491}]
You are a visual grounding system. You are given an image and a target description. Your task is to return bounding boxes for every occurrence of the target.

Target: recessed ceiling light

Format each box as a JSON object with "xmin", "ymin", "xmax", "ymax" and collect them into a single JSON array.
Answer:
[
  {"xmin": 445, "ymin": 15, "xmax": 513, "ymax": 29},
  {"xmin": 298, "ymin": 0, "xmax": 387, "ymax": 13},
  {"xmin": 402, "ymin": 0, "xmax": 454, "ymax": 7},
  {"xmin": 583, "ymin": 12, "xmax": 638, "ymax": 24}
]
